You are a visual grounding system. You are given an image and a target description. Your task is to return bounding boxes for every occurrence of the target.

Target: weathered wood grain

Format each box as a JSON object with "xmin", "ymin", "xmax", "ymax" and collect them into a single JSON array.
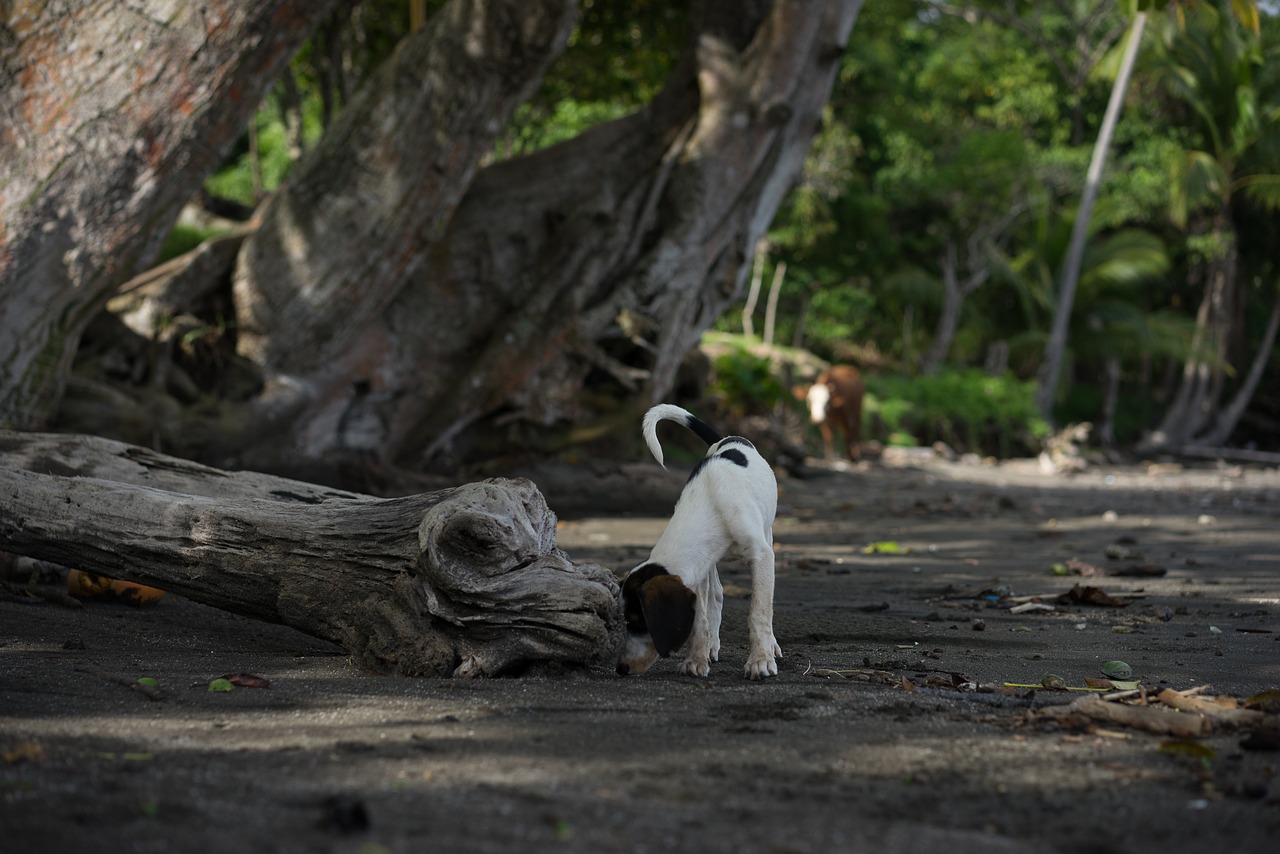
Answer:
[{"xmin": 0, "ymin": 431, "xmax": 622, "ymax": 676}]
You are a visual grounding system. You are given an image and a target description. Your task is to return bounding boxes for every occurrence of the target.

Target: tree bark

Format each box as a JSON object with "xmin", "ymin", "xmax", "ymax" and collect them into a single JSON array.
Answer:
[
  {"xmin": 225, "ymin": 0, "xmax": 862, "ymax": 467},
  {"xmin": 1140, "ymin": 205, "xmax": 1239, "ymax": 452},
  {"xmin": 1097, "ymin": 355, "xmax": 1121, "ymax": 447},
  {"xmin": 920, "ymin": 239, "xmax": 990, "ymax": 376},
  {"xmin": 0, "ymin": 0, "xmax": 337, "ymax": 431},
  {"xmin": 395, "ymin": 0, "xmax": 862, "ymax": 463},
  {"xmin": 0, "ymin": 431, "xmax": 622, "ymax": 677},
  {"xmin": 232, "ymin": 0, "xmax": 577, "ymax": 380},
  {"xmin": 1195, "ymin": 285, "xmax": 1280, "ymax": 447},
  {"xmin": 762, "ymin": 260, "xmax": 786, "ymax": 346},
  {"xmin": 742, "ymin": 239, "xmax": 768, "ymax": 337}
]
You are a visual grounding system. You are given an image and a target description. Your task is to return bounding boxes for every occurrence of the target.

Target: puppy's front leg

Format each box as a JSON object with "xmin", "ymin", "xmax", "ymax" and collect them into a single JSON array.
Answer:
[
  {"xmin": 743, "ymin": 539, "xmax": 781, "ymax": 680},
  {"xmin": 679, "ymin": 570, "xmax": 715, "ymax": 677}
]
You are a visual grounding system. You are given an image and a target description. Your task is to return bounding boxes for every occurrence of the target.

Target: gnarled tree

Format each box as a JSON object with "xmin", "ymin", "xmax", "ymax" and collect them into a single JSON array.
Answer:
[
  {"xmin": 0, "ymin": 0, "xmax": 338, "ymax": 430},
  {"xmin": 5, "ymin": 0, "xmax": 862, "ymax": 472}
]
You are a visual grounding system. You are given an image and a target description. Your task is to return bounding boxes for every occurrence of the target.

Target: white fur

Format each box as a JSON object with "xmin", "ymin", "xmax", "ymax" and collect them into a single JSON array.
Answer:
[
  {"xmin": 806, "ymin": 382, "xmax": 831, "ymax": 424},
  {"xmin": 623, "ymin": 404, "xmax": 781, "ymax": 680}
]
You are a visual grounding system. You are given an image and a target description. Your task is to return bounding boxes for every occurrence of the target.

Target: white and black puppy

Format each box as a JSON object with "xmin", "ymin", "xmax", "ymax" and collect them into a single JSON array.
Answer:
[{"xmin": 617, "ymin": 404, "xmax": 781, "ymax": 680}]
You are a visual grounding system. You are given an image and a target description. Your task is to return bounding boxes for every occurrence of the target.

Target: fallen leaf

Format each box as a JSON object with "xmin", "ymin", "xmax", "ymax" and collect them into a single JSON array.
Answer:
[
  {"xmin": 1243, "ymin": 689, "xmax": 1280, "ymax": 714},
  {"xmin": 67, "ymin": 569, "xmax": 165, "ymax": 606},
  {"xmin": 1063, "ymin": 558, "xmax": 1166, "ymax": 577},
  {"xmin": 208, "ymin": 678, "xmax": 235, "ymax": 693},
  {"xmin": 1158, "ymin": 740, "xmax": 1216, "ymax": 762},
  {"xmin": 3, "ymin": 742, "xmax": 45, "ymax": 763},
  {"xmin": 66, "ymin": 569, "xmax": 112, "ymax": 597},
  {"xmin": 863, "ymin": 541, "xmax": 910, "ymax": 555},
  {"xmin": 1101, "ymin": 660, "xmax": 1133, "ymax": 680},
  {"xmin": 221, "ymin": 673, "xmax": 272, "ymax": 689},
  {"xmin": 1059, "ymin": 584, "xmax": 1128, "ymax": 607}
]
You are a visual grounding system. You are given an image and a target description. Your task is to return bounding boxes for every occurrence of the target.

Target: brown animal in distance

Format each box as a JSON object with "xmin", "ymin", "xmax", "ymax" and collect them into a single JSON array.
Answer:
[{"xmin": 803, "ymin": 365, "xmax": 864, "ymax": 461}]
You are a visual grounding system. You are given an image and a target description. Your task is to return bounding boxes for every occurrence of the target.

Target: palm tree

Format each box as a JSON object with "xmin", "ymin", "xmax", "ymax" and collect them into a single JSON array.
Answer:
[
  {"xmin": 1035, "ymin": 0, "xmax": 1266, "ymax": 424},
  {"xmin": 1036, "ymin": 4, "xmax": 1148, "ymax": 420},
  {"xmin": 1140, "ymin": 1, "xmax": 1280, "ymax": 451},
  {"xmin": 1011, "ymin": 201, "xmax": 1180, "ymax": 443}
]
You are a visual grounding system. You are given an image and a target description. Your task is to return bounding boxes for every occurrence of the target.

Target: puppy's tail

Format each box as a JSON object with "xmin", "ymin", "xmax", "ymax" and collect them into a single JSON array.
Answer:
[{"xmin": 642, "ymin": 404, "xmax": 723, "ymax": 469}]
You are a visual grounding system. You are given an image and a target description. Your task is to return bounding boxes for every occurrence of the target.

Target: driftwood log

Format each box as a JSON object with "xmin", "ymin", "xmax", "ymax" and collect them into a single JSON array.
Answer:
[{"xmin": 0, "ymin": 431, "xmax": 623, "ymax": 676}]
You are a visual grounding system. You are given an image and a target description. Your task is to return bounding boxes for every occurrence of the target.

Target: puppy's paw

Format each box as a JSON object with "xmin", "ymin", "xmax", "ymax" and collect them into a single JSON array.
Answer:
[
  {"xmin": 678, "ymin": 656, "xmax": 711, "ymax": 678},
  {"xmin": 743, "ymin": 652, "xmax": 778, "ymax": 680},
  {"xmin": 709, "ymin": 639, "xmax": 720, "ymax": 663}
]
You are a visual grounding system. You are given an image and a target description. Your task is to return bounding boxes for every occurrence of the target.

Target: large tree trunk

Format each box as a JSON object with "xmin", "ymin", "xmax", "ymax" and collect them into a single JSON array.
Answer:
[
  {"xmin": 231, "ymin": 0, "xmax": 577, "ymax": 396},
  {"xmin": 1192, "ymin": 285, "xmax": 1280, "ymax": 448},
  {"xmin": 1140, "ymin": 207, "xmax": 1239, "ymax": 452},
  {"xmin": 0, "ymin": 431, "xmax": 622, "ymax": 677},
  {"xmin": 0, "ymin": 0, "xmax": 337, "ymax": 431},
  {"xmin": 223, "ymin": 0, "xmax": 862, "ymax": 468}
]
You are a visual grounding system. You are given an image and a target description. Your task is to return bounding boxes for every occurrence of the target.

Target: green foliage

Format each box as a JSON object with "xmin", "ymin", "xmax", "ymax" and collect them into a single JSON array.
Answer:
[
  {"xmin": 183, "ymin": 0, "xmax": 1280, "ymax": 451},
  {"xmin": 707, "ymin": 348, "xmax": 787, "ymax": 416},
  {"xmin": 505, "ymin": 99, "xmax": 633, "ymax": 152},
  {"xmin": 204, "ymin": 90, "xmax": 324, "ymax": 207},
  {"xmin": 865, "ymin": 370, "xmax": 1050, "ymax": 457},
  {"xmin": 802, "ymin": 285, "xmax": 878, "ymax": 356},
  {"xmin": 157, "ymin": 224, "xmax": 225, "ymax": 264},
  {"xmin": 501, "ymin": 0, "xmax": 683, "ymax": 155}
]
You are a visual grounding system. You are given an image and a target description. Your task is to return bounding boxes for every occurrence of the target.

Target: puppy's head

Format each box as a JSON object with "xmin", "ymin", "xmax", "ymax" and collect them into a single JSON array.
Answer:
[{"xmin": 616, "ymin": 563, "xmax": 696, "ymax": 676}]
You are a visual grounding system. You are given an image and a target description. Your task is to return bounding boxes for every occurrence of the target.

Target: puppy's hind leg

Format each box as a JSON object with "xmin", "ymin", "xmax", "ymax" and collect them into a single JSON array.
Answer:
[{"xmin": 708, "ymin": 567, "xmax": 724, "ymax": 663}]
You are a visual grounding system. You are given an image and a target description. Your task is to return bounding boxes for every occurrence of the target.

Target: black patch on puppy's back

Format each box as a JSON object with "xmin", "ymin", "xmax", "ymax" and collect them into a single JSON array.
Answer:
[
  {"xmin": 685, "ymin": 455, "xmax": 712, "ymax": 483},
  {"xmin": 685, "ymin": 444, "xmax": 752, "ymax": 483}
]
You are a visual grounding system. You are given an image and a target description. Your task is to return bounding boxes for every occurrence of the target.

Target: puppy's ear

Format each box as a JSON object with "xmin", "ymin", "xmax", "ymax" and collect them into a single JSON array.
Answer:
[{"xmin": 640, "ymin": 575, "xmax": 696, "ymax": 657}]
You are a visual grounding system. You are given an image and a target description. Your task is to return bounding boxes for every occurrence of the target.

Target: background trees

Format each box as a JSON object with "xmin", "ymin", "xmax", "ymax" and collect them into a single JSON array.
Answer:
[
  {"xmin": 4, "ymin": 0, "xmax": 862, "ymax": 473},
  {"xmin": 722, "ymin": 0, "xmax": 1280, "ymax": 454},
  {"xmin": 4, "ymin": 0, "xmax": 1277, "ymax": 472}
]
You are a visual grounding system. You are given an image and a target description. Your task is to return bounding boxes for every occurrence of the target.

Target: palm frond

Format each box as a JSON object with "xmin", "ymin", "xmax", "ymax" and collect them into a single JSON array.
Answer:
[
  {"xmin": 1234, "ymin": 173, "xmax": 1280, "ymax": 212},
  {"xmin": 1171, "ymin": 150, "xmax": 1227, "ymax": 226}
]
